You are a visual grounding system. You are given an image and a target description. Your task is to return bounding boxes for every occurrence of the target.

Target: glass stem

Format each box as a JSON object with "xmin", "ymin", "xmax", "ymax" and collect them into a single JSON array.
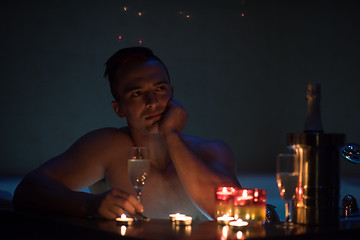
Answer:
[
  {"xmin": 285, "ymin": 200, "xmax": 292, "ymax": 224},
  {"xmin": 136, "ymin": 189, "xmax": 142, "ymax": 203}
]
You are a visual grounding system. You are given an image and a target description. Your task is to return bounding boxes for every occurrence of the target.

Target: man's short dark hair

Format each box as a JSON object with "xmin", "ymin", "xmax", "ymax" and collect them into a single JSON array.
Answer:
[{"xmin": 104, "ymin": 47, "xmax": 170, "ymax": 101}]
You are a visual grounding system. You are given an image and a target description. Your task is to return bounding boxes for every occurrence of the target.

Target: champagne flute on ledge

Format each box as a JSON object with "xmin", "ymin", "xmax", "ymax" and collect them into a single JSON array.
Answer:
[
  {"xmin": 128, "ymin": 147, "xmax": 150, "ymax": 203},
  {"xmin": 276, "ymin": 153, "xmax": 299, "ymax": 228}
]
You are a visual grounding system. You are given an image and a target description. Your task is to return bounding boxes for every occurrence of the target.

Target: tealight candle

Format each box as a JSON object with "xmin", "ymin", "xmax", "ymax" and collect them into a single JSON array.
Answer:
[
  {"xmin": 115, "ymin": 214, "xmax": 134, "ymax": 225},
  {"xmin": 217, "ymin": 215, "xmax": 235, "ymax": 225},
  {"xmin": 169, "ymin": 213, "xmax": 186, "ymax": 222},
  {"xmin": 175, "ymin": 215, "xmax": 192, "ymax": 226},
  {"xmin": 229, "ymin": 219, "xmax": 249, "ymax": 228},
  {"xmin": 233, "ymin": 189, "xmax": 266, "ymax": 225},
  {"xmin": 215, "ymin": 187, "xmax": 236, "ymax": 218},
  {"xmin": 216, "ymin": 187, "xmax": 236, "ymax": 201}
]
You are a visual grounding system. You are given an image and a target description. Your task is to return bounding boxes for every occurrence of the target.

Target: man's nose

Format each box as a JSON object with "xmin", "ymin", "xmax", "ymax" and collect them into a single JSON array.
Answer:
[{"xmin": 145, "ymin": 91, "xmax": 159, "ymax": 108}]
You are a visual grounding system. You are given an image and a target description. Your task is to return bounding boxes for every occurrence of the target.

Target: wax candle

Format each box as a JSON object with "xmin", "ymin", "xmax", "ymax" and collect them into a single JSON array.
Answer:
[
  {"xmin": 229, "ymin": 219, "xmax": 249, "ymax": 228},
  {"xmin": 115, "ymin": 214, "xmax": 134, "ymax": 225},
  {"xmin": 216, "ymin": 187, "xmax": 236, "ymax": 201},
  {"xmin": 169, "ymin": 213, "xmax": 186, "ymax": 222},
  {"xmin": 217, "ymin": 215, "xmax": 235, "ymax": 225},
  {"xmin": 233, "ymin": 189, "xmax": 266, "ymax": 225},
  {"xmin": 215, "ymin": 187, "xmax": 236, "ymax": 217},
  {"xmin": 174, "ymin": 215, "xmax": 192, "ymax": 226}
]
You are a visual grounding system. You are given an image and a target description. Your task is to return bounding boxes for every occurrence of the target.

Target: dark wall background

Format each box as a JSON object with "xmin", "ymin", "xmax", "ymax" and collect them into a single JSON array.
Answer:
[{"xmin": 1, "ymin": 0, "xmax": 359, "ymax": 177}]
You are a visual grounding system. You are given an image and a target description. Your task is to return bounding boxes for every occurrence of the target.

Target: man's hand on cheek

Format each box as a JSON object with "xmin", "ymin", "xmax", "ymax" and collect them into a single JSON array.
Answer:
[{"xmin": 159, "ymin": 99, "xmax": 189, "ymax": 136}]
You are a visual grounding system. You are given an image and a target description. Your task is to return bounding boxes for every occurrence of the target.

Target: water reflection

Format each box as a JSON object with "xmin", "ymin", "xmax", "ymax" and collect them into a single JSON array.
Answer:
[
  {"xmin": 173, "ymin": 223, "xmax": 192, "ymax": 237},
  {"xmin": 221, "ymin": 225, "xmax": 229, "ymax": 240},
  {"xmin": 120, "ymin": 225, "xmax": 127, "ymax": 236}
]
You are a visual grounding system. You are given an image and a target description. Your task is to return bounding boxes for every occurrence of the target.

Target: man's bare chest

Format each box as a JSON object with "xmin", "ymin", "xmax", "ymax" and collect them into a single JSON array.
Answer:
[{"xmin": 105, "ymin": 162, "xmax": 205, "ymax": 219}]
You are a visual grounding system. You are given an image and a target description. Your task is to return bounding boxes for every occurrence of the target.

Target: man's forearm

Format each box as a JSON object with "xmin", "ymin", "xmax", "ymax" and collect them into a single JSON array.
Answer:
[
  {"xmin": 13, "ymin": 172, "xmax": 96, "ymax": 217},
  {"xmin": 162, "ymin": 132, "xmax": 239, "ymax": 218}
]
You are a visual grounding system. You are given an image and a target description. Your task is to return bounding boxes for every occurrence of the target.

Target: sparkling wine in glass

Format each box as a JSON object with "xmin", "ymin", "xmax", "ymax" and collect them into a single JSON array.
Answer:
[
  {"xmin": 276, "ymin": 153, "xmax": 299, "ymax": 228},
  {"xmin": 128, "ymin": 147, "xmax": 150, "ymax": 202}
]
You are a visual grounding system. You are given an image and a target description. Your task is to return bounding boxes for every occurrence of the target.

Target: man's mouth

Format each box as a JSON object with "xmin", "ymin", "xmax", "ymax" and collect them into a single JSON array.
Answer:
[{"xmin": 145, "ymin": 112, "xmax": 163, "ymax": 121}]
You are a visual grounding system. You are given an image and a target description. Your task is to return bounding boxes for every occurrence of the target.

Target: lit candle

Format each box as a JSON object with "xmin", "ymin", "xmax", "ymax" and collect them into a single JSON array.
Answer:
[
  {"xmin": 229, "ymin": 219, "xmax": 249, "ymax": 228},
  {"xmin": 169, "ymin": 213, "xmax": 186, "ymax": 222},
  {"xmin": 115, "ymin": 214, "xmax": 134, "ymax": 225},
  {"xmin": 217, "ymin": 215, "xmax": 235, "ymax": 225},
  {"xmin": 215, "ymin": 187, "xmax": 236, "ymax": 218},
  {"xmin": 216, "ymin": 187, "xmax": 236, "ymax": 200},
  {"xmin": 233, "ymin": 189, "xmax": 266, "ymax": 224},
  {"xmin": 174, "ymin": 215, "xmax": 192, "ymax": 226}
]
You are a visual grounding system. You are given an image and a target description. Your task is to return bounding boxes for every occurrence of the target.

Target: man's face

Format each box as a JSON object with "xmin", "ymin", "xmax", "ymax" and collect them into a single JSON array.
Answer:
[{"xmin": 113, "ymin": 59, "xmax": 172, "ymax": 135}]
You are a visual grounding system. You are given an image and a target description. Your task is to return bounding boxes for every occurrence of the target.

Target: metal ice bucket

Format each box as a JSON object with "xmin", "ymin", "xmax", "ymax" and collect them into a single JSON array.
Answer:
[{"xmin": 287, "ymin": 132, "xmax": 346, "ymax": 225}]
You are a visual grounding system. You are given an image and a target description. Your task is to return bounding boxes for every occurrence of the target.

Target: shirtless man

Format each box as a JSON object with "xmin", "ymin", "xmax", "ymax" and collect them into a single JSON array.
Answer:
[{"xmin": 13, "ymin": 47, "xmax": 240, "ymax": 221}]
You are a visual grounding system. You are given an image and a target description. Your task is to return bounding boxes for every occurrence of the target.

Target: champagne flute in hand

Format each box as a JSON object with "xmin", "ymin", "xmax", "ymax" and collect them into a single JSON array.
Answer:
[
  {"xmin": 128, "ymin": 147, "xmax": 150, "ymax": 203},
  {"xmin": 276, "ymin": 153, "xmax": 299, "ymax": 228}
]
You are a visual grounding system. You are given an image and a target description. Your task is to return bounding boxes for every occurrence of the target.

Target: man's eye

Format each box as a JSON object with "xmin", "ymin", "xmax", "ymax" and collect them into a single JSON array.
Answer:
[
  {"xmin": 131, "ymin": 91, "xmax": 142, "ymax": 97},
  {"xmin": 156, "ymin": 85, "xmax": 168, "ymax": 91}
]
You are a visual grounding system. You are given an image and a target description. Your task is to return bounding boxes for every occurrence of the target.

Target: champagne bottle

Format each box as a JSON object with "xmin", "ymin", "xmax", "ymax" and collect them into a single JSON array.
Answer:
[{"xmin": 304, "ymin": 82, "xmax": 324, "ymax": 133}]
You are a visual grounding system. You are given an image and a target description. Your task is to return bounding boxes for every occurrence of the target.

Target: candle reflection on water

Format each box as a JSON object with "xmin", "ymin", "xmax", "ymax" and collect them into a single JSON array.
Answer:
[
  {"xmin": 236, "ymin": 231, "xmax": 244, "ymax": 239},
  {"xmin": 120, "ymin": 225, "xmax": 127, "ymax": 236},
  {"xmin": 174, "ymin": 224, "xmax": 192, "ymax": 236},
  {"xmin": 221, "ymin": 225, "xmax": 229, "ymax": 240}
]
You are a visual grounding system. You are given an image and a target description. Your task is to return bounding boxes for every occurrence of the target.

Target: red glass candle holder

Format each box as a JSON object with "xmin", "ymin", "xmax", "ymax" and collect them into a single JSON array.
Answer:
[
  {"xmin": 215, "ymin": 187, "xmax": 236, "ymax": 218},
  {"xmin": 233, "ymin": 188, "xmax": 266, "ymax": 225}
]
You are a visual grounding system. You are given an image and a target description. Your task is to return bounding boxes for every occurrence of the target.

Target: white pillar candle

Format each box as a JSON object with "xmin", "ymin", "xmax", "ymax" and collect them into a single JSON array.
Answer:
[{"xmin": 217, "ymin": 215, "xmax": 235, "ymax": 225}]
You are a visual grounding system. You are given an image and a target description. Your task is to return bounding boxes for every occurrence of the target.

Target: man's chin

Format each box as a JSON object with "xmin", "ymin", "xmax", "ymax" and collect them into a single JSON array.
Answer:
[{"xmin": 144, "ymin": 122, "xmax": 161, "ymax": 135}]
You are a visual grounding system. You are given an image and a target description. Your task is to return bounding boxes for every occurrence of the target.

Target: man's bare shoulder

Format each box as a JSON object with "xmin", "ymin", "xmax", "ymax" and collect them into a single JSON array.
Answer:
[
  {"xmin": 73, "ymin": 127, "xmax": 132, "ymax": 145},
  {"xmin": 64, "ymin": 127, "xmax": 134, "ymax": 161}
]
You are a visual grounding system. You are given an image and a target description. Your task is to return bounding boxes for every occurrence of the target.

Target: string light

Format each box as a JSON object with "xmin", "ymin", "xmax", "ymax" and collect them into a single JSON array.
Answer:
[
  {"xmin": 178, "ymin": 11, "xmax": 191, "ymax": 19},
  {"xmin": 115, "ymin": 3, "xmax": 248, "ymax": 43}
]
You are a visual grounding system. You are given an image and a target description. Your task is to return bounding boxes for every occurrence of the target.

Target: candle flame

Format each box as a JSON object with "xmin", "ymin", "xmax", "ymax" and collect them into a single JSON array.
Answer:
[
  {"xmin": 242, "ymin": 189, "xmax": 248, "ymax": 197},
  {"xmin": 121, "ymin": 214, "xmax": 126, "ymax": 220},
  {"xmin": 298, "ymin": 187, "xmax": 303, "ymax": 195}
]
